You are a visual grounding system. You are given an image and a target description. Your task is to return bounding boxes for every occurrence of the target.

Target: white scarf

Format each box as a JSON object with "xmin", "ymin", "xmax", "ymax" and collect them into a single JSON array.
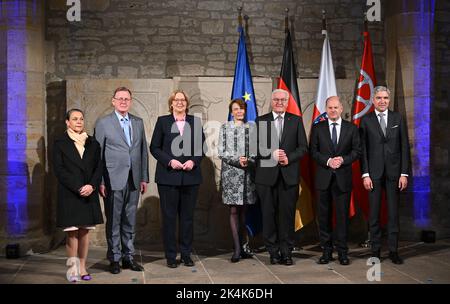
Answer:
[{"xmin": 67, "ymin": 128, "xmax": 88, "ymax": 158}]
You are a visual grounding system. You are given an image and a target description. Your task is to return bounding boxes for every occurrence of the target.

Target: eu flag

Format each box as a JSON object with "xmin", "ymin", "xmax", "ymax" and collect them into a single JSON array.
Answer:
[
  {"xmin": 229, "ymin": 25, "xmax": 261, "ymax": 237},
  {"xmin": 230, "ymin": 26, "xmax": 258, "ymax": 122}
]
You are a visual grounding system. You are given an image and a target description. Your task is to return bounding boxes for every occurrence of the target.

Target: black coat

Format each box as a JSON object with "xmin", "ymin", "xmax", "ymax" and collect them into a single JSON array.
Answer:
[
  {"xmin": 53, "ymin": 132, "xmax": 104, "ymax": 228},
  {"xmin": 310, "ymin": 119, "xmax": 361, "ymax": 192},
  {"xmin": 360, "ymin": 111, "xmax": 410, "ymax": 180},
  {"xmin": 255, "ymin": 112, "xmax": 308, "ymax": 186},
  {"xmin": 150, "ymin": 114, "xmax": 205, "ymax": 186}
]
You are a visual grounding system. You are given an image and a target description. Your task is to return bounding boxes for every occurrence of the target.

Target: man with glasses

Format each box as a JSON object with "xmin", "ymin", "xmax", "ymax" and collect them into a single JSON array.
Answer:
[
  {"xmin": 255, "ymin": 89, "xmax": 308, "ymax": 266},
  {"xmin": 95, "ymin": 87, "xmax": 149, "ymax": 274}
]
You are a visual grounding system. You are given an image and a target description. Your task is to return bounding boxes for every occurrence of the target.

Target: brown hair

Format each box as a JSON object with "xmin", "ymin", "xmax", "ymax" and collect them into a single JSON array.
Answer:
[
  {"xmin": 228, "ymin": 98, "xmax": 247, "ymax": 113},
  {"xmin": 168, "ymin": 89, "xmax": 190, "ymax": 113},
  {"xmin": 113, "ymin": 86, "xmax": 132, "ymax": 98}
]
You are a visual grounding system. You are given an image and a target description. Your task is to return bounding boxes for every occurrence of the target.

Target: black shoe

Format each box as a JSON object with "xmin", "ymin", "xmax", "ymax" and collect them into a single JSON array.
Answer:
[
  {"xmin": 230, "ymin": 253, "xmax": 240, "ymax": 263},
  {"xmin": 389, "ymin": 252, "xmax": 404, "ymax": 264},
  {"xmin": 283, "ymin": 257, "xmax": 294, "ymax": 266},
  {"xmin": 122, "ymin": 260, "xmax": 144, "ymax": 271},
  {"xmin": 241, "ymin": 245, "xmax": 255, "ymax": 258},
  {"xmin": 109, "ymin": 261, "xmax": 121, "ymax": 274},
  {"xmin": 240, "ymin": 251, "xmax": 253, "ymax": 259},
  {"xmin": 180, "ymin": 256, "xmax": 195, "ymax": 267},
  {"xmin": 338, "ymin": 254, "xmax": 350, "ymax": 266},
  {"xmin": 166, "ymin": 259, "xmax": 178, "ymax": 268},
  {"xmin": 318, "ymin": 252, "xmax": 333, "ymax": 264}
]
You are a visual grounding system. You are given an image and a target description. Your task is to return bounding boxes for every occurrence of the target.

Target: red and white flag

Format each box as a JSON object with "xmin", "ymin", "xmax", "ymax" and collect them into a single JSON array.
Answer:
[{"xmin": 351, "ymin": 29, "xmax": 388, "ymax": 226}]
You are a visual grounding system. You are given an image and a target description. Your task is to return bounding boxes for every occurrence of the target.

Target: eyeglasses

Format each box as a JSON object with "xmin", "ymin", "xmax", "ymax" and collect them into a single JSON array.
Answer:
[
  {"xmin": 272, "ymin": 98, "xmax": 288, "ymax": 103},
  {"xmin": 114, "ymin": 97, "xmax": 131, "ymax": 102},
  {"xmin": 173, "ymin": 99, "xmax": 186, "ymax": 102}
]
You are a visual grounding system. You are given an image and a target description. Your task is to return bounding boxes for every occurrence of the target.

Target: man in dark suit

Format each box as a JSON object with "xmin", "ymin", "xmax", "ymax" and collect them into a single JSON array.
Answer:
[
  {"xmin": 310, "ymin": 96, "xmax": 361, "ymax": 265},
  {"xmin": 95, "ymin": 87, "xmax": 149, "ymax": 274},
  {"xmin": 360, "ymin": 86, "xmax": 410, "ymax": 264},
  {"xmin": 255, "ymin": 89, "xmax": 308, "ymax": 266}
]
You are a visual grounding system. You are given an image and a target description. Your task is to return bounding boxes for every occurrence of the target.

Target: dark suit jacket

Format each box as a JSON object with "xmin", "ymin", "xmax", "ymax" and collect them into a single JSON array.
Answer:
[
  {"xmin": 53, "ymin": 132, "xmax": 104, "ymax": 228},
  {"xmin": 360, "ymin": 110, "xmax": 410, "ymax": 180},
  {"xmin": 255, "ymin": 112, "xmax": 308, "ymax": 186},
  {"xmin": 310, "ymin": 119, "xmax": 361, "ymax": 192},
  {"xmin": 150, "ymin": 114, "xmax": 205, "ymax": 186}
]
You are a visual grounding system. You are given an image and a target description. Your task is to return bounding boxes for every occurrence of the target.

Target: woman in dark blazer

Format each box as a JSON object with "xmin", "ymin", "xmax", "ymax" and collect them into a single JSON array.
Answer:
[
  {"xmin": 150, "ymin": 90, "xmax": 205, "ymax": 268},
  {"xmin": 53, "ymin": 108, "xmax": 103, "ymax": 281}
]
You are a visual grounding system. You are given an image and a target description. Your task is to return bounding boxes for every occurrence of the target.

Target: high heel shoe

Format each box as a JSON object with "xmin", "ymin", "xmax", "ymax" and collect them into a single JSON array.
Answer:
[
  {"xmin": 230, "ymin": 253, "xmax": 240, "ymax": 263},
  {"xmin": 81, "ymin": 274, "xmax": 92, "ymax": 281}
]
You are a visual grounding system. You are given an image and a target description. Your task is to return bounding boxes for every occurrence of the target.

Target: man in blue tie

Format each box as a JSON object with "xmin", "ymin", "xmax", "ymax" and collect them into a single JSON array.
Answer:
[
  {"xmin": 310, "ymin": 96, "xmax": 361, "ymax": 265},
  {"xmin": 95, "ymin": 87, "xmax": 149, "ymax": 274}
]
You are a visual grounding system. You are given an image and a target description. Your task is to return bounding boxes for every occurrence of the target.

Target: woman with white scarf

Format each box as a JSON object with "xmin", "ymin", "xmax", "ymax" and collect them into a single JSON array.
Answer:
[{"xmin": 53, "ymin": 109, "xmax": 103, "ymax": 282}]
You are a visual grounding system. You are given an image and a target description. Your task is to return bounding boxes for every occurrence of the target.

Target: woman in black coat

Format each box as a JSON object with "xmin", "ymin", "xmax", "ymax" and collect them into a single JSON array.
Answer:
[{"xmin": 53, "ymin": 108, "xmax": 103, "ymax": 281}]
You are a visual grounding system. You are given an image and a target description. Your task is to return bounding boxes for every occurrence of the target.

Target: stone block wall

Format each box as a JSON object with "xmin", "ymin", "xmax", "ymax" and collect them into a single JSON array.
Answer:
[
  {"xmin": 45, "ymin": 0, "xmax": 386, "ymax": 82},
  {"xmin": 432, "ymin": 0, "xmax": 450, "ymax": 238}
]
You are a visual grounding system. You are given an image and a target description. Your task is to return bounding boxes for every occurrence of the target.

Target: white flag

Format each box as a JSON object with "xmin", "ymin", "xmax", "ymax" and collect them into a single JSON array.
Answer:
[{"xmin": 313, "ymin": 30, "xmax": 337, "ymax": 124}]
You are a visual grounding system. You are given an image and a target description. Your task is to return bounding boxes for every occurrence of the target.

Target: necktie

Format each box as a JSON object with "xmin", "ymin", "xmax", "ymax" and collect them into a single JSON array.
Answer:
[
  {"xmin": 121, "ymin": 118, "xmax": 131, "ymax": 146},
  {"xmin": 378, "ymin": 113, "xmax": 386, "ymax": 137},
  {"xmin": 277, "ymin": 115, "xmax": 283, "ymax": 142},
  {"xmin": 331, "ymin": 122, "xmax": 338, "ymax": 151}
]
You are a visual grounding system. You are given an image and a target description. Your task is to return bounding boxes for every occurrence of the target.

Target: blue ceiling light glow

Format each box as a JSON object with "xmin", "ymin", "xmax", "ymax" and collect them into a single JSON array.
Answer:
[
  {"xmin": 412, "ymin": 0, "xmax": 434, "ymax": 228},
  {"xmin": 6, "ymin": 0, "xmax": 28, "ymax": 236}
]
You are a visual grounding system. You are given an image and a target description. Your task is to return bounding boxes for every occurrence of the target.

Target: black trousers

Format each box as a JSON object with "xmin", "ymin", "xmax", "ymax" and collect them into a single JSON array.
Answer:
[
  {"xmin": 318, "ymin": 174, "xmax": 350, "ymax": 254},
  {"xmin": 256, "ymin": 177, "xmax": 298, "ymax": 259},
  {"xmin": 157, "ymin": 184, "xmax": 199, "ymax": 261},
  {"xmin": 369, "ymin": 177, "xmax": 399, "ymax": 252}
]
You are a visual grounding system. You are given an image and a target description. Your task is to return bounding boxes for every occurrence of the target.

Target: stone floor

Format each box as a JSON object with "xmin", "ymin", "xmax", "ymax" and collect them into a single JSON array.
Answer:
[{"xmin": 1, "ymin": 239, "xmax": 449, "ymax": 284}]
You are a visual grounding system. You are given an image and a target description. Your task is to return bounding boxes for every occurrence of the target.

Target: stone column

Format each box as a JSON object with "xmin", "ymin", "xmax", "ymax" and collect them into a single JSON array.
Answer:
[
  {"xmin": 0, "ymin": 0, "xmax": 49, "ymax": 254},
  {"xmin": 385, "ymin": 0, "xmax": 434, "ymax": 238}
]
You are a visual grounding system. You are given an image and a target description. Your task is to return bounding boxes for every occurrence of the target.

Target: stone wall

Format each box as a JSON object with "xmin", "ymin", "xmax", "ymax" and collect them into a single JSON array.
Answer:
[
  {"xmin": 45, "ymin": 0, "xmax": 386, "ymax": 82},
  {"xmin": 0, "ymin": 0, "xmax": 55, "ymax": 255},
  {"xmin": 432, "ymin": 0, "xmax": 450, "ymax": 238}
]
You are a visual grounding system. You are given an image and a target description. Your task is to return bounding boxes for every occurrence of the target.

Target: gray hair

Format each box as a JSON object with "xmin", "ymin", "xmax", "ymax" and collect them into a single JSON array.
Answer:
[
  {"xmin": 272, "ymin": 88, "xmax": 289, "ymax": 100},
  {"xmin": 373, "ymin": 86, "xmax": 391, "ymax": 97}
]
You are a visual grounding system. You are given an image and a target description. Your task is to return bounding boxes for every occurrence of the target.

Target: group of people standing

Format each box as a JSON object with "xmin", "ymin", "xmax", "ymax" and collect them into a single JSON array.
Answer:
[{"xmin": 53, "ymin": 85, "xmax": 409, "ymax": 281}]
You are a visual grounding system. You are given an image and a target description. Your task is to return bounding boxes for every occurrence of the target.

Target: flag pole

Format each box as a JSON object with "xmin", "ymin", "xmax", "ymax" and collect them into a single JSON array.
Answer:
[
  {"xmin": 284, "ymin": 8, "xmax": 289, "ymax": 33},
  {"xmin": 360, "ymin": 11, "xmax": 372, "ymax": 249},
  {"xmin": 238, "ymin": 6, "xmax": 242, "ymax": 27},
  {"xmin": 364, "ymin": 11, "xmax": 368, "ymax": 32},
  {"xmin": 322, "ymin": 9, "xmax": 327, "ymax": 35}
]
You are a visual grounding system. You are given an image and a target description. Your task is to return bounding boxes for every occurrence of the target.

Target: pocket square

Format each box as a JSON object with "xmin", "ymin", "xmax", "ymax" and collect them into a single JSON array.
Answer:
[{"xmin": 391, "ymin": 125, "xmax": 399, "ymax": 128}]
